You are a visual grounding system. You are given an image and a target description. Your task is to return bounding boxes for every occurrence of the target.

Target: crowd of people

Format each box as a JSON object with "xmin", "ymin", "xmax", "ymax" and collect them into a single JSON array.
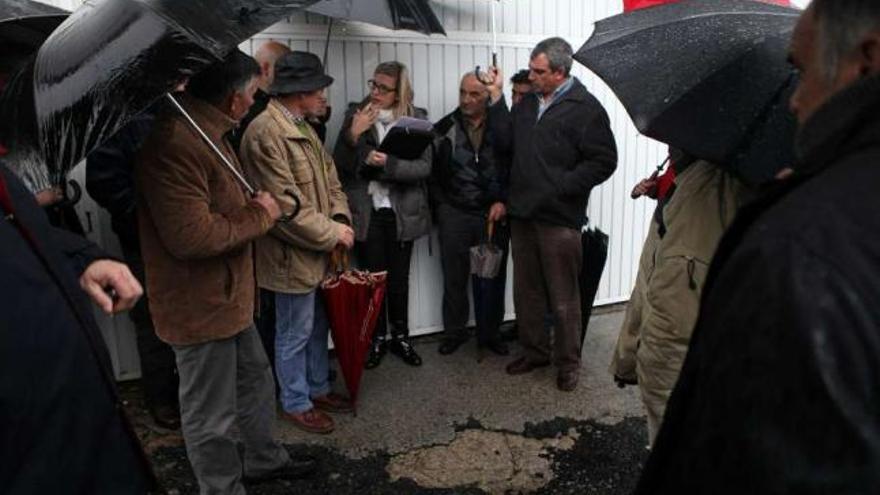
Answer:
[{"xmin": 2, "ymin": 0, "xmax": 880, "ymax": 493}]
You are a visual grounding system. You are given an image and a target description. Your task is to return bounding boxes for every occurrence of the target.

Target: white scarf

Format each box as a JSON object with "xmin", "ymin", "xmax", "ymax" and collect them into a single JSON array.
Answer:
[{"xmin": 368, "ymin": 109, "xmax": 397, "ymax": 210}]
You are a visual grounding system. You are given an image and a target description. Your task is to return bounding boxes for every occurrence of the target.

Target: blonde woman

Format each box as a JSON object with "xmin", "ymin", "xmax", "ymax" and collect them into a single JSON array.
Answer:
[{"xmin": 333, "ymin": 61, "xmax": 432, "ymax": 369}]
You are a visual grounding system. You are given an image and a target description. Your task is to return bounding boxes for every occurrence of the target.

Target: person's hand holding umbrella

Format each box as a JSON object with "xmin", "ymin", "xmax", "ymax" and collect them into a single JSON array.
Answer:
[
  {"xmin": 335, "ymin": 222, "xmax": 355, "ymax": 249},
  {"xmin": 251, "ymin": 190, "xmax": 283, "ymax": 222},
  {"xmin": 79, "ymin": 259, "xmax": 144, "ymax": 315},
  {"xmin": 480, "ymin": 65, "xmax": 505, "ymax": 104}
]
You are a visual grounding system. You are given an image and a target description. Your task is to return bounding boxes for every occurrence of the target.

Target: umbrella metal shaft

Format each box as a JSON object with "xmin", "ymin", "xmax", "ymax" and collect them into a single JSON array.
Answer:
[
  {"xmin": 491, "ymin": 0, "xmax": 498, "ymax": 66},
  {"xmin": 165, "ymin": 93, "xmax": 256, "ymax": 196}
]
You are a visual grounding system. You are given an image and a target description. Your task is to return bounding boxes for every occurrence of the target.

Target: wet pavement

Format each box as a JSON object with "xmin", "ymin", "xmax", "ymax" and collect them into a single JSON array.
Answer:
[{"xmin": 126, "ymin": 307, "xmax": 649, "ymax": 494}]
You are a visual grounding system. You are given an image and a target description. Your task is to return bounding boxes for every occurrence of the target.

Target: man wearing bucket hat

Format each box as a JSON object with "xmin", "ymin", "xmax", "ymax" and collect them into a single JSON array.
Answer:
[{"xmin": 240, "ymin": 51, "xmax": 354, "ymax": 435}]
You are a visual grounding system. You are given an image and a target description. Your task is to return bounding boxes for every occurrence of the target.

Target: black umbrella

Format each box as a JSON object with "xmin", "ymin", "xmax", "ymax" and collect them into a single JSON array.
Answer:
[
  {"xmin": 306, "ymin": 0, "xmax": 445, "ymax": 35},
  {"xmin": 1, "ymin": 0, "xmax": 320, "ymax": 188},
  {"xmin": 575, "ymin": 0, "xmax": 801, "ymax": 184},
  {"xmin": 0, "ymin": 0, "xmax": 66, "ymax": 56}
]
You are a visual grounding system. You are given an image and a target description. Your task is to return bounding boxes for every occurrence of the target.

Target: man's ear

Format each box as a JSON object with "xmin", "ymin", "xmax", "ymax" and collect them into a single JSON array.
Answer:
[{"xmin": 859, "ymin": 33, "xmax": 880, "ymax": 76}]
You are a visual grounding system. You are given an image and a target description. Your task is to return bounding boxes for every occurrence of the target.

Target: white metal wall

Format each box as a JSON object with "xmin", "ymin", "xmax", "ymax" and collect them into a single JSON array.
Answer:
[
  {"xmin": 41, "ymin": 0, "xmax": 667, "ymax": 375},
  {"xmin": 244, "ymin": 0, "xmax": 667, "ymax": 334}
]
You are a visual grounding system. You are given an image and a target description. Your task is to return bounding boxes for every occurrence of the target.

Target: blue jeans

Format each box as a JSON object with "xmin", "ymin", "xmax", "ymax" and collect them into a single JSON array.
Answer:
[{"xmin": 274, "ymin": 291, "xmax": 331, "ymax": 414}]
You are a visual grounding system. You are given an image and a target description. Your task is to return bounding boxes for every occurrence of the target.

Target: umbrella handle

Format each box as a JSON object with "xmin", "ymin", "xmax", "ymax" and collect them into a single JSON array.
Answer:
[
  {"xmin": 330, "ymin": 246, "xmax": 349, "ymax": 273},
  {"xmin": 278, "ymin": 189, "xmax": 301, "ymax": 223},
  {"xmin": 486, "ymin": 219, "xmax": 495, "ymax": 244}
]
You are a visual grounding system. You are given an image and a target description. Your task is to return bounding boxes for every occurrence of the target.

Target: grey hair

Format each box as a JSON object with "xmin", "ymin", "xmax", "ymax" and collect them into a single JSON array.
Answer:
[
  {"xmin": 530, "ymin": 37, "xmax": 573, "ymax": 76},
  {"xmin": 811, "ymin": 0, "xmax": 880, "ymax": 81}
]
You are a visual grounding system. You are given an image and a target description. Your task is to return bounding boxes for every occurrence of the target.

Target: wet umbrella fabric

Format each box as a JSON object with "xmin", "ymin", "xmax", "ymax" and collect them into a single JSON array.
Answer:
[
  {"xmin": 321, "ymin": 253, "xmax": 387, "ymax": 408},
  {"xmin": 307, "ymin": 0, "xmax": 444, "ymax": 35},
  {"xmin": 0, "ymin": 0, "xmax": 320, "ymax": 187},
  {"xmin": 575, "ymin": 0, "xmax": 800, "ymax": 184},
  {"xmin": 0, "ymin": 1, "xmax": 66, "ymax": 54}
]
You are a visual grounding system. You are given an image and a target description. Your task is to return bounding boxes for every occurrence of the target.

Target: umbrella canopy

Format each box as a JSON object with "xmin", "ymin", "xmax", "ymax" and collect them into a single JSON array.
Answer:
[
  {"xmin": 624, "ymin": 0, "xmax": 790, "ymax": 11},
  {"xmin": 321, "ymin": 268, "xmax": 387, "ymax": 408},
  {"xmin": 576, "ymin": 0, "xmax": 800, "ymax": 184},
  {"xmin": 307, "ymin": 0, "xmax": 445, "ymax": 35},
  {"xmin": 0, "ymin": 0, "xmax": 320, "ymax": 190},
  {"xmin": 0, "ymin": 0, "xmax": 66, "ymax": 56}
]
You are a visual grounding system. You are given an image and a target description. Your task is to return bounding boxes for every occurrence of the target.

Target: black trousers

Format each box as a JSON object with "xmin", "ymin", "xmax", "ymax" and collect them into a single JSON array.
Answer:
[
  {"xmin": 255, "ymin": 288, "xmax": 277, "ymax": 381},
  {"xmin": 123, "ymin": 247, "xmax": 179, "ymax": 409},
  {"xmin": 357, "ymin": 208, "xmax": 413, "ymax": 342},
  {"xmin": 437, "ymin": 203, "xmax": 509, "ymax": 344}
]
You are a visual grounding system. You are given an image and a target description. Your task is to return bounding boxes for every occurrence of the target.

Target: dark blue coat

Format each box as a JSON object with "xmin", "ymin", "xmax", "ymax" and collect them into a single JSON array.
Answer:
[
  {"xmin": 495, "ymin": 78, "xmax": 618, "ymax": 229},
  {"xmin": 0, "ymin": 162, "xmax": 156, "ymax": 494}
]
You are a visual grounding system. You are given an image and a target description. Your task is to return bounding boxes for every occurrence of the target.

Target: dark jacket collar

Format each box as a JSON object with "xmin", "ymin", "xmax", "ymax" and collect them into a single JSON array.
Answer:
[
  {"xmin": 522, "ymin": 77, "xmax": 590, "ymax": 116},
  {"xmin": 795, "ymin": 73, "xmax": 880, "ymax": 177}
]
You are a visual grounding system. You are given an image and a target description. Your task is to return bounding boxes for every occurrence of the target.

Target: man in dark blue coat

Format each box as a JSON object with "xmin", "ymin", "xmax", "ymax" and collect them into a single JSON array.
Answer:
[
  {"xmin": 487, "ymin": 38, "xmax": 618, "ymax": 392},
  {"xmin": 1, "ymin": 156, "xmax": 156, "ymax": 493}
]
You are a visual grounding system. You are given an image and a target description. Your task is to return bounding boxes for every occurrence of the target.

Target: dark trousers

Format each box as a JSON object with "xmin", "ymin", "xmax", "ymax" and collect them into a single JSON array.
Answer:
[
  {"xmin": 510, "ymin": 219, "xmax": 583, "ymax": 373},
  {"xmin": 358, "ymin": 208, "xmax": 413, "ymax": 341},
  {"xmin": 255, "ymin": 288, "xmax": 277, "ymax": 383},
  {"xmin": 437, "ymin": 203, "xmax": 509, "ymax": 343},
  {"xmin": 123, "ymin": 247, "xmax": 179, "ymax": 408}
]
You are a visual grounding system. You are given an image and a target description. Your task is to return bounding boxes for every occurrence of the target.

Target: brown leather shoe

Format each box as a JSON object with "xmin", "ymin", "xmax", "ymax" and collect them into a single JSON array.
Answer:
[
  {"xmin": 505, "ymin": 356, "xmax": 551, "ymax": 375},
  {"xmin": 283, "ymin": 408, "xmax": 334, "ymax": 434},
  {"xmin": 557, "ymin": 371, "xmax": 579, "ymax": 392},
  {"xmin": 312, "ymin": 393, "xmax": 354, "ymax": 413}
]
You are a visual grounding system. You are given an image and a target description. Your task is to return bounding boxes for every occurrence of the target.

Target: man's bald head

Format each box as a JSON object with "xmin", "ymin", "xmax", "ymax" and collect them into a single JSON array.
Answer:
[
  {"xmin": 254, "ymin": 40, "xmax": 291, "ymax": 90},
  {"xmin": 459, "ymin": 72, "xmax": 490, "ymax": 119}
]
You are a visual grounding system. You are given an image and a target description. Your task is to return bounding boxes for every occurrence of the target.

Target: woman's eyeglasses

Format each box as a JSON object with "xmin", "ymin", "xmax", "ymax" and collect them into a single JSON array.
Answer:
[{"xmin": 368, "ymin": 79, "xmax": 397, "ymax": 94}]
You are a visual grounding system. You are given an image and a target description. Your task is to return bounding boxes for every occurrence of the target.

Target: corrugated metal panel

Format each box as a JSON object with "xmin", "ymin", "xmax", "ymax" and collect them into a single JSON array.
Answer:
[
  {"xmin": 36, "ymin": 0, "xmax": 667, "ymax": 362},
  {"xmin": 247, "ymin": 0, "xmax": 666, "ymax": 335}
]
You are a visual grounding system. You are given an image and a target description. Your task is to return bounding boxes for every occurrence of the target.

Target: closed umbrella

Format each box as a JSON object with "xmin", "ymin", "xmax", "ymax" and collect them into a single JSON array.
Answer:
[
  {"xmin": 575, "ymin": 0, "xmax": 800, "ymax": 184},
  {"xmin": 321, "ymin": 250, "xmax": 387, "ymax": 411}
]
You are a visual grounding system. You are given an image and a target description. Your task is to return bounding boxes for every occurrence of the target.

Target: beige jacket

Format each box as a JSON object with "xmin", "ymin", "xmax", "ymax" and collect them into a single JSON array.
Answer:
[{"xmin": 240, "ymin": 100, "xmax": 351, "ymax": 294}]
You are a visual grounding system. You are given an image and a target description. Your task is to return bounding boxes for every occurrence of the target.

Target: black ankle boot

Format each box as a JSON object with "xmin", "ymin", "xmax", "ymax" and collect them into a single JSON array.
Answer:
[
  {"xmin": 364, "ymin": 336, "xmax": 386, "ymax": 369},
  {"xmin": 388, "ymin": 336, "xmax": 422, "ymax": 366}
]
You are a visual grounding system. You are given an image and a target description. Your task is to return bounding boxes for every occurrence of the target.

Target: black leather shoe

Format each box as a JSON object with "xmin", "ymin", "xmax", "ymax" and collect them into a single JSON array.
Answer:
[
  {"xmin": 505, "ymin": 356, "xmax": 551, "ymax": 375},
  {"xmin": 480, "ymin": 339, "xmax": 510, "ymax": 356},
  {"xmin": 557, "ymin": 370, "xmax": 579, "ymax": 392},
  {"xmin": 243, "ymin": 455, "xmax": 317, "ymax": 484},
  {"xmin": 499, "ymin": 323, "xmax": 519, "ymax": 343},
  {"xmin": 364, "ymin": 338, "xmax": 386, "ymax": 369},
  {"xmin": 389, "ymin": 337, "xmax": 422, "ymax": 366},
  {"xmin": 438, "ymin": 337, "xmax": 467, "ymax": 355}
]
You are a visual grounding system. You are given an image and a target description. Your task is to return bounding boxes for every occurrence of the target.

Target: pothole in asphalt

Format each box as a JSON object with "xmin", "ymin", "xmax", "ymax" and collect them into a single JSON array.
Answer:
[{"xmin": 386, "ymin": 427, "xmax": 580, "ymax": 494}]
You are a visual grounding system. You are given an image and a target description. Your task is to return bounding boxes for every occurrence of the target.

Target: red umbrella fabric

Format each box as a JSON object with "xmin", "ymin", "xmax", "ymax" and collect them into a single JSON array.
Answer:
[
  {"xmin": 624, "ymin": 0, "xmax": 788, "ymax": 12},
  {"xmin": 321, "ymin": 252, "xmax": 387, "ymax": 408},
  {"xmin": 624, "ymin": 0, "xmax": 676, "ymax": 12}
]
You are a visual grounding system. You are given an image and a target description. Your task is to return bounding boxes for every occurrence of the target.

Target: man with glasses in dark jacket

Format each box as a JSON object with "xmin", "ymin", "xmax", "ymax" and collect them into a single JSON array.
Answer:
[
  {"xmin": 433, "ymin": 71, "xmax": 512, "ymax": 357},
  {"xmin": 486, "ymin": 37, "xmax": 618, "ymax": 392}
]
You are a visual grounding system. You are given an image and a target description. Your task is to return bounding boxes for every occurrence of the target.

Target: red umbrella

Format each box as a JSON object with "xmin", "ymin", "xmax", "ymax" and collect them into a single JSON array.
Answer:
[
  {"xmin": 321, "ymin": 250, "xmax": 387, "ymax": 411},
  {"xmin": 624, "ymin": 0, "xmax": 788, "ymax": 12}
]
